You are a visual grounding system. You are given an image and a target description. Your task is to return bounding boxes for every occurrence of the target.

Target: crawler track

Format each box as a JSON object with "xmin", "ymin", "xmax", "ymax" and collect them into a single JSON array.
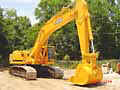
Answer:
[
  {"xmin": 9, "ymin": 65, "xmax": 64, "ymax": 80},
  {"xmin": 9, "ymin": 66, "xmax": 37, "ymax": 80}
]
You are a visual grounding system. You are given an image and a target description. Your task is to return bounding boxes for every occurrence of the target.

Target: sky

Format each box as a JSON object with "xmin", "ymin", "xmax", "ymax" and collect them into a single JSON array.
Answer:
[{"xmin": 0, "ymin": 0, "xmax": 40, "ymax": 24}]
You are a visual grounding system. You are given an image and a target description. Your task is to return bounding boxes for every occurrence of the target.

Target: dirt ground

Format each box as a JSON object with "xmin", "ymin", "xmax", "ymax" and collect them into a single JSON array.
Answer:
[{"xmin": 0, "ymin": 69, "xmax": 120, "ymax": 90}]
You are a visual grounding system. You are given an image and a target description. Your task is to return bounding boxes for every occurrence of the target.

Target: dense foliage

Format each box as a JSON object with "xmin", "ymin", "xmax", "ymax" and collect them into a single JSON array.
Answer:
[
  {"xmin": 0, "ymin": 8, "xmax": 32, "ymax": 65},
  {"xmin": 87, "ymin": 0, "xmax": 120, "ymax": 59}
]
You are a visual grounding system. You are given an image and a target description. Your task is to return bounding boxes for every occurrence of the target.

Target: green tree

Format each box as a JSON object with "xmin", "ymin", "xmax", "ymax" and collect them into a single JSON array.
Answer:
[
  {"xmin": 25, "ymin": 23, "xmax": 40, "ymax": 48},
  {"xmin": 0, "ymin": 8, "xmax": 32, "ymax": 65},
  {"xmin": 3, "ymin": 9, "xmax": 31, "ymax": 50},
  {"xmin": 87, "ymin": 0, "xmax": 120, "ymax": 59}
]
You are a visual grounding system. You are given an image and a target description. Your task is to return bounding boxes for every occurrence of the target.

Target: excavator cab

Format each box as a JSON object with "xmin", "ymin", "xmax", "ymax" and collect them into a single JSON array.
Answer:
[
  {"xmin": 48, "ymin": 46, "xmax": 55, "ymax": 61},
  {"xmin": 46, "ymin": 46, "xmax": 56, "ymax": 64}
]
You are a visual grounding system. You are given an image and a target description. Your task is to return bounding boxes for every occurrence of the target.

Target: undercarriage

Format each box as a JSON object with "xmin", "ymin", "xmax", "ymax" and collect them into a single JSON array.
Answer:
[{"xmin": 9, "ymin": 65, "xmax": 64, "ymax": 80}]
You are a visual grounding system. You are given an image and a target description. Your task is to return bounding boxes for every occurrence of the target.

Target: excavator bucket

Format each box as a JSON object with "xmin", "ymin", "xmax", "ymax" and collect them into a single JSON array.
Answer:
[
  {"xmin": 69, "ymin": 53, "xmax": 103, "ymax": 85},
  {"xmin": 69, "ymin": 63, "xmax": 103, "ymax": 85}
]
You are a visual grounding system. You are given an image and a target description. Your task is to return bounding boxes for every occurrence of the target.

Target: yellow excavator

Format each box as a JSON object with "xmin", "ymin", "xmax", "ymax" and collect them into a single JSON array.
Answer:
[{"xmin": 9, "ymin": 0, "xmax": 103, "ymax": 85}]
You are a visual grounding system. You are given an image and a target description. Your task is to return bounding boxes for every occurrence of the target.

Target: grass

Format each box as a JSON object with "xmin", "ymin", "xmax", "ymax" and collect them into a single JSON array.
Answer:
[
  {"xmin": 54, "ymin": 60, "xmax": 80, "ymax": 69},
  {"xmin": 54, "ymin": 59, "xmax": 120, "ymax": 72}
]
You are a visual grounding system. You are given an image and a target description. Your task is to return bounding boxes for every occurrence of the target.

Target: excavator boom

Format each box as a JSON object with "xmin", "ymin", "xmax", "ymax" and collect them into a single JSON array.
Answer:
[{"xmin": 31, "ymin": 8, "xmax": 76, "ymax": 64}]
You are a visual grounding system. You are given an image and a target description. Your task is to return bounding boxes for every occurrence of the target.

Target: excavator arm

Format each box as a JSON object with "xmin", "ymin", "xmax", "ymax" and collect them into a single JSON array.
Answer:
[
  {"xmin": 68, "ymin": 0, "xmax": 103, "ymax": 85},
  {"xmin": 75, "ymin": 0, "xmax": 97, "ymax": 65}
]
